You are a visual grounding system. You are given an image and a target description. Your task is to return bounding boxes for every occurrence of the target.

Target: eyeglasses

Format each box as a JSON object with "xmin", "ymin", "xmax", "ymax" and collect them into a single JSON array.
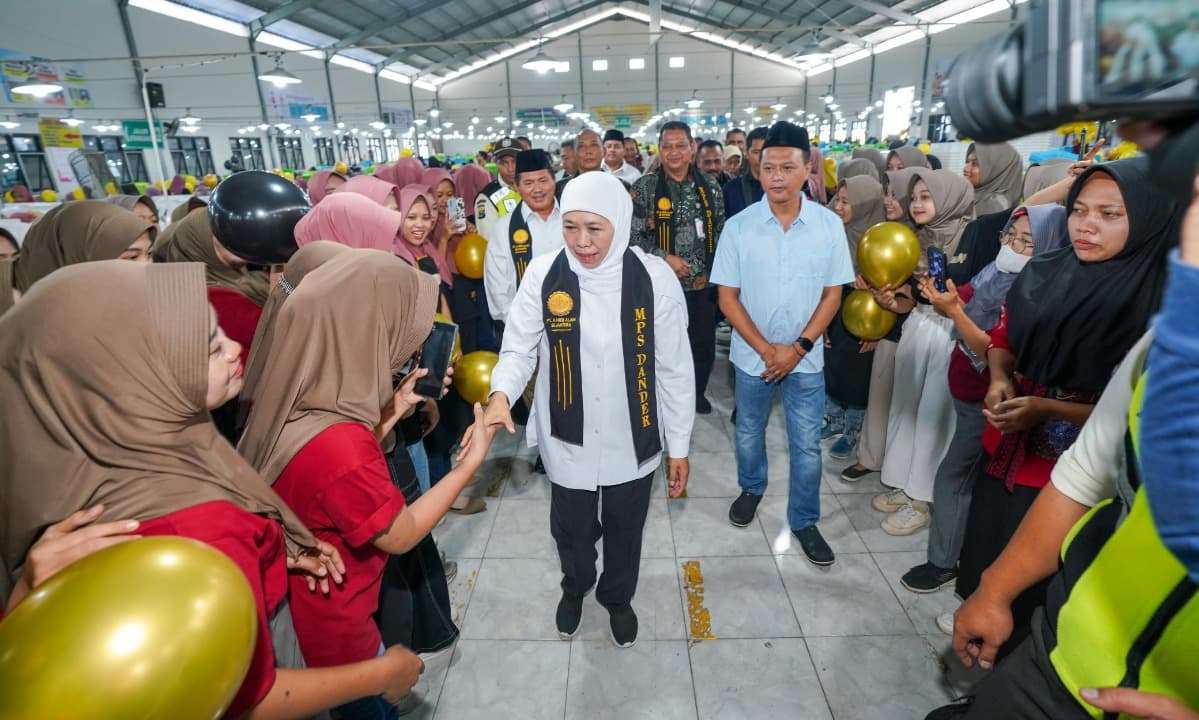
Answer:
[{"xmin": 1000, "ymin": 229, "xmax": 1033, "ymax": 254}]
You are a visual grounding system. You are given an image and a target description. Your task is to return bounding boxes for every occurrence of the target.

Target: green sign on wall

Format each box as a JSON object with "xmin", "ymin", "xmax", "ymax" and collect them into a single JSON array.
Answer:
[{"xmin": 122, "ymin": 120, "xmax": 167, "ymax": 149}]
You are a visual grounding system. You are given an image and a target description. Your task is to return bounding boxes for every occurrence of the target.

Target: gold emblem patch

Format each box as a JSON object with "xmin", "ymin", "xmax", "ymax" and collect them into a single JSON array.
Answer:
[
  {"xmin": 657, "ymin": 197, "xmax": 672, "ymax": 211},
  {"xmin": 547, "ymin": 291, "xmax": 574, "ymax": 317},
  {"xmin": 513, "ymin": 228, "xmax": 530, "ymax": 243}
]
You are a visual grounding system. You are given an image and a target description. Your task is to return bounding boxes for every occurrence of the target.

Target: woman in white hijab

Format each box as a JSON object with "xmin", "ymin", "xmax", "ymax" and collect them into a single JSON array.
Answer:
[{"xmin": 480, "ymin": 171, "xmax": 695, "ymax": 649}]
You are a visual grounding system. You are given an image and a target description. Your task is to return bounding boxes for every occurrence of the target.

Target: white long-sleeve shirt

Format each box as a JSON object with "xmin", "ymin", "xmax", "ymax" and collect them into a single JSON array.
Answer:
[
  {"xmin": 490, "ymin": 248, "xmax": 695, "ymax": 490},
  {"xmin": 484, "ymin": 201, "xmax": 564, "ymax": 323}
]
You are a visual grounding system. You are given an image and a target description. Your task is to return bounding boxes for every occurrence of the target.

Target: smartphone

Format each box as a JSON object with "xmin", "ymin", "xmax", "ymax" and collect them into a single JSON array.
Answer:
[
  {"xmin": 413, "ymin": 320, "xmax": 459, "ymax": 399},
  {"xmin": 447, "ymin": 197, "xmax": 467, "ymax": 233},
  {"xmin": 927, "ymin": 247, "xmax": 949, "ymax": 293}
]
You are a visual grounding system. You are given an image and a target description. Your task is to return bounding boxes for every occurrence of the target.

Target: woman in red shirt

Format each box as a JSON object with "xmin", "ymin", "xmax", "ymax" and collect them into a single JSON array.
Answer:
[
  {"xmin": 0, "ymin": 260, "xmax": 424, "ymax": 719},
  {"xmin": 955, "ymin": 160, "xmax": 1181, "ymax": 658},
  {"xmin": 237, "ymin": 251, "xmax": 496, "ymax": 719}
]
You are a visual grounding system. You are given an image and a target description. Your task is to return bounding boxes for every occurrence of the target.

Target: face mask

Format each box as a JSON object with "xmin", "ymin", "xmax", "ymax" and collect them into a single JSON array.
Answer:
[{"xmin": 995, "ymin": 243, "xmax": 1032, "ymax": 273}]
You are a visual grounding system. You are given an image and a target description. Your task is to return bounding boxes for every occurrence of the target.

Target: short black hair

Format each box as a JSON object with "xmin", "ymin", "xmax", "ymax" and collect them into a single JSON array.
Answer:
[
  {"xmin": 560, "ymin": 138, "xmax": 575, "ymax": 150},
  {"xmin": 698, "ymin": 139, "xmax": 723, "ymax": 153},
  {"xmin": 725, "ymin": 128, "xmax": 746, "ymax": 138},
  {"xmin": 659, "ymin": 120, "xmax": 692, "ymax": 142},
  {"xmin": 747, "ymin": 126, "xmax": 770, "ymax": 146}
]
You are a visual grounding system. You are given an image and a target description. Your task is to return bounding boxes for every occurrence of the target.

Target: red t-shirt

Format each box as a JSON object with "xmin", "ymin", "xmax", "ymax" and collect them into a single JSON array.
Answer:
[
  {"xmin": 946, "ymin": 283, "xmax": 991, "ymax": 403},
  {"xmin": 208, "ymin": 287, "xmax": 263, "ymax": 362},
  {"xmin": 137, "ymin": 501, "xmax": 287, "ymax": 719},
  {"xmin": 272, "ymin": 422, "xmax": 406, "ymax": 668}
]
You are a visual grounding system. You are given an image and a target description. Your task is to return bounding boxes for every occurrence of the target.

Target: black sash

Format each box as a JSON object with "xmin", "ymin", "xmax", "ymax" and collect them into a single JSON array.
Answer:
[
  {"xmin": 542, "ymin": 249, "xmax": 661, "ymax": 465},
  {"xmin": 507, "ymin": 201, "xmax": 533, "ymax": 285},
  {"xmin": 654, "ymin": 167, "xmax": 717, "ymax": 268}
]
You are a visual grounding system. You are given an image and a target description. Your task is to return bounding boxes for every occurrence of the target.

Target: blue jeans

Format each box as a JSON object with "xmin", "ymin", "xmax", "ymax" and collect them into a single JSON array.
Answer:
[
  {"xmin": 406, "ymin": 441, "xmax": 431, "ymax": 494},
  {"xmin": 734, "ymin": 367, "xmax": 825, "ymax": 530}
]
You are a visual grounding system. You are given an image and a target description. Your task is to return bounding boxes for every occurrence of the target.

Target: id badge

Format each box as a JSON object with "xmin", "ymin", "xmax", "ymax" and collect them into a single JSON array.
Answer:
[{"xmin": 694, "ymin": 217, "xmax": 704, "ymax": 238}]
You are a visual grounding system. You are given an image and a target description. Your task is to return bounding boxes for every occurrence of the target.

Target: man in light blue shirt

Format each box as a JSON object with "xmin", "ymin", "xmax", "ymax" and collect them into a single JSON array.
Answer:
[{"xmin": 710, "ymin": 121, "xmax": 854, "ymax": 566}]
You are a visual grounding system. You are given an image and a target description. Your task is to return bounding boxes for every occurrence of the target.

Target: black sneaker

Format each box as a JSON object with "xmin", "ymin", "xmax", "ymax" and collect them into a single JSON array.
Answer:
[
  {"xmin": 728, "ymin": 491, "xmax": 763, "ymax": 527},
  {"xmin": 793, "ymin": 525, "xmax": 835, "ymax": 566},
  {"xmin": 901, "ymin": 562, "xmax": 957, "ymax": 593},
  {"xmin": 556, "ymin": 593, "xmax": 584, "ymax": 639},
  {"xmin": 608, "ymin": 605, "xmax": 638, "ymax": 648},
  {"xmin": 696, "ymin": 396, "xmax": 712, "ymax": 415},
  {"xmin": 840, "ymin": 464, "xmax": 877, "ymax": 482}
]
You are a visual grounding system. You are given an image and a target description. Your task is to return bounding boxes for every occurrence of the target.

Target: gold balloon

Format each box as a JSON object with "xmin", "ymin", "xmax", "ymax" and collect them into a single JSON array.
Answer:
[
  {"xmin": 842, "ymin": 289, "xmax": 897, "ymax": 341},
  {"xmin": 203, "ymin": 174, "xmax": 219, "ymax": 188},
  {"xmin": 454, "ymin": 232, "xmax": 487, "ymax": 280},
  {"xmin": 40, "ymin": 189, "xmax": 58, "ymax": 202},
  {"xmin": 333, "ymin": 160, "xmax": 349, "ymax": 175},
  {"xmin": 453, "ymin": 350, "xmax": 499, "ymax": 405},
  {"xmin": 0, "ymin": 536, "xmax": 257, "ymax": 720},
  {"xmin": 857, "ymin": 221, "xmax": 921, "ymax": 289}
]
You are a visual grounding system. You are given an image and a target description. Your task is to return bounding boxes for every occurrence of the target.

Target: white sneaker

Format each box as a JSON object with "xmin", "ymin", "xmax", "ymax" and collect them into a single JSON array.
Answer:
[
  {"xmin": 881, "ymin": 502, "xmax": 930, "ymax": 535},
  {"xmin": 936, "ymin": 611, "xmax": 955, "ymax": 636},
  {"xmin": 871, "ymin": 488, "xmax": 909, "ymax": 513}
]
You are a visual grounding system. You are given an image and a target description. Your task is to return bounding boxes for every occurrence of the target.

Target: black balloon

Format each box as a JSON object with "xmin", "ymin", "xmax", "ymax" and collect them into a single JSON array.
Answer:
[{"xmin": 207, "ymin": 170, "xmax": 309, "ymax": 264}]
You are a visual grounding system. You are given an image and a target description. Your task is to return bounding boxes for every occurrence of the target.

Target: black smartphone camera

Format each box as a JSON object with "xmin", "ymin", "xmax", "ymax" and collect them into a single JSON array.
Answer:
[
  {"xmin": 412, "ymin": 320, "xmax": 458, "ymax": 400},
  {"xmin": 944, "ymin": 0, "xmax": 1198, "ymax": 143},
  {"xmin": 927, "ymin": 247, "xmax": 949, "ymax": 293}
]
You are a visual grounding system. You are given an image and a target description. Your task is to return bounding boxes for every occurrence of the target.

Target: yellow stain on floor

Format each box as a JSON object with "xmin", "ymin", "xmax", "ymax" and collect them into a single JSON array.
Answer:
[{"xmin": 681, "ymin": 560, "xmax": 716, "ymax": 641}]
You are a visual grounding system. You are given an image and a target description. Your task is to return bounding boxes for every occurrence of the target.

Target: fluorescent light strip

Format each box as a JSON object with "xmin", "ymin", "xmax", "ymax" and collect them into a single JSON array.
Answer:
[{"xmin": 128, "ymin": 0, "xmax": 249, "ymax": 37}]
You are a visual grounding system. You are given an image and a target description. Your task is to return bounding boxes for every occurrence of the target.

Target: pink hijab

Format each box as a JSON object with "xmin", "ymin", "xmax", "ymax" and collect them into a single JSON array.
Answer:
[
  {"xmin": 422, "ymin": 168, "xmax": 459, "ymax": 273},
  {"xmin": 806, "ymin": 146, "xmax": 828, "ymax": 204},
  {"xmin": 454, "ymin": 163, "xmax": 492, "ymax": 210},
  {"xmin": 293, "ymin": 192, "xmax": 400, "ymax": 252},
  {"xmin": 341, "ymin": 174, "xmax": 399, "ymax": 207},
  {"xmin": 378, "ymin": 158, "xmax": 424, "ymax": 188},
  {"xmin": 307, "ymin": 170, "xmax": 346, "ymax": 205},
  {"xmin": 393, "ymin": 185, "xmax": 453, "ymax": 286}
]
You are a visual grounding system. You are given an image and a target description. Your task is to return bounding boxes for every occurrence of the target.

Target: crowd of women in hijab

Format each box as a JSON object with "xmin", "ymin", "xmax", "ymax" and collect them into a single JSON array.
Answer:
[{"xmin": 0, "ymin": 119, "xmax": 1196, "ymax": 720}]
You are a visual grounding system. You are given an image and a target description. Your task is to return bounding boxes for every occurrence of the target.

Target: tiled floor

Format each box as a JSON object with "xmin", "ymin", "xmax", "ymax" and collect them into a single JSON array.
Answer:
[{"xmin": 413, "ymin": 353, "xmax": 966, "ymax": 720}]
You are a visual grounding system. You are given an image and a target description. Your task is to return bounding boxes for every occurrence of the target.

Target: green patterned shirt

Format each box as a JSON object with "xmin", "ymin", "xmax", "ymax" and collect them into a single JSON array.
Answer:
[{"xmin": 630, "ymin": 168, "xmax": 726, "ymax": 279}]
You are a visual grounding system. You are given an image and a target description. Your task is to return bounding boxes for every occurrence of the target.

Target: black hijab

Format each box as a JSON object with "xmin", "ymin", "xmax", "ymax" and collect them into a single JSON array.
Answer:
[{"xmin": 1005, "ymin": 158, "xmax": 1181, "ymax": 393}]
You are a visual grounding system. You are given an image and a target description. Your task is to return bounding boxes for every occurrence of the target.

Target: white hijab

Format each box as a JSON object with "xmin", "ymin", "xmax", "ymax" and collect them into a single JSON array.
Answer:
[{"xmin": 559, "ymin": 170, "xmax": 633, "ymax": 293}]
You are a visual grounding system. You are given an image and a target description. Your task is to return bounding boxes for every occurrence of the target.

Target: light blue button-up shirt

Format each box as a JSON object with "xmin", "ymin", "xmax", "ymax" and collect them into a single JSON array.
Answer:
[{"xmin": 709, "ymin": 195, "xmax": 855, "ymax": 376}]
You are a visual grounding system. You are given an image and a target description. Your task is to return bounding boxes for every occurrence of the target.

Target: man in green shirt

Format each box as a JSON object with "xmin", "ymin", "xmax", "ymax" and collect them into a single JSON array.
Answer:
[{"xmin": 630, "ymin": 121, "xmax": 726, "ymax": 413}]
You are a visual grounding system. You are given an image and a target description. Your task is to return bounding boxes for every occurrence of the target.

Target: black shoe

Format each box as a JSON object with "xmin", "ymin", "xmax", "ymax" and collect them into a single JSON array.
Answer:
[
  {"xmin": 728, "ymin": 491, "xmax": 763, "ymax": 527},
  {"xmin": 607, "ymin": 604, "xmax": 638, "ymax": 648},
  {"xmin": 696, "ymin": 396, "xmax": 712, "ymax": 415},
  {"xmin": 925, "ymin": 698, "xmax": 974, "ymax": 719},
  {"xmin": 731, "ymin": 408, "xmax": 737, "ymax": 425},
  {"xmin": 840, "ymin": 464, "xmax": 877, "ymax": 482},
  {"xmin": 793, "ymin": 525, "xmax": 835, "ymax": 566},
  {"xmin": 533, "ymin": 454, "xmax": 546, "ymax": 474},
  {"xmin": 556, "ymin": 592, "xmax": 584, "ymax": 639},
  {"xmin": 900, "ymin": 563, "xmax": 957, "ymax": 593}
]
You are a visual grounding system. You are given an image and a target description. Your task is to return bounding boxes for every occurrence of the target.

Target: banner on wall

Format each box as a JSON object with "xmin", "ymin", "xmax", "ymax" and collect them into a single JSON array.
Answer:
[
  {"xmin": 0, "ymin": 49, "xmax": 93, "ymax": 108},
  {"xmin": 122, "ymin": 120, "xmax": 168, "ymax": 149},
  {"xmin": 267, "ymin": 87, "xmax": 332, "ymax": 122},
  {"xmin": 515, "ymin": 107, "xmax": 566, "ymax": 127},
  {"xmin": 591, "ymin": 104, "xmax": 653, "ymax": 128},
  {"xmin": 38, "ymin": 118, "xmax": 83, "ymax": 148},
  {"xmin": 929, "ymin": 57, "xmax": 954, "ymax": 102},
  {"xmin": 382, "ymin": 105, "xmax": 414, "ymax": 131}
]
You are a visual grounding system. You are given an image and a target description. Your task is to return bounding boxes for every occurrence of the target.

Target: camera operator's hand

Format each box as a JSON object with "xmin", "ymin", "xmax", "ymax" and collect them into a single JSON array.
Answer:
[
  {"xmin": 952, "ymin": 588, "xmax": 1014, "ymax": 670},
  {"xmin": 1079, "ymin": 687, "xmax": 1199, "ymax": 720}
]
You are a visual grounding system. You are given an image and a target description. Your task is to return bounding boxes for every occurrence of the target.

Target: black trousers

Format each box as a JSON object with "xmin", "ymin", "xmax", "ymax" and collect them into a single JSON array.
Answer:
[
  {"xmin": 549, "ymin": 472, "xmax": 654, "ymax": 609},
  {"xmin": 928, "ymin": 609, "xmax": 1090, "ymax": 720},
  {"xmin": 686, "ymin": 286, "xmax": 717, "ymax": 400}
]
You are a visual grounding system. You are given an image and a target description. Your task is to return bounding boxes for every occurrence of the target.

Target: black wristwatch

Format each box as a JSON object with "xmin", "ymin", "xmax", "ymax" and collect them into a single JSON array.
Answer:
[{"xmin": 795, "ymin": 337, "xmax": 814, "ymax": 353}]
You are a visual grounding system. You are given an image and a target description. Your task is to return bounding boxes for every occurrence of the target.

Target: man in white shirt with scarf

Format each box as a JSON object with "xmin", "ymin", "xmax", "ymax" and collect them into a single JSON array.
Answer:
[{"xmin": 482, "ymin": 171, "xmax": 694, "ymax": 648}]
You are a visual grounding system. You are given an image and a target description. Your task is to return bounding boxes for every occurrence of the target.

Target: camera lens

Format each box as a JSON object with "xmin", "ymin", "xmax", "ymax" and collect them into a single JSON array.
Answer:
[{"xmin": 945, "ymin": 27, "xmax": 1035, "ymax": 142}]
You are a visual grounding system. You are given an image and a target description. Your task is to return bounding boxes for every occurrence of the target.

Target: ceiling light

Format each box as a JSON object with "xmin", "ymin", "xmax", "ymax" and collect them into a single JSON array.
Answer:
[
  {"xmin": 685, "ymin": 92, "xmax": 704, "ymax": 110},
  {"xmin": 629, "ymin": 58, "xmax": 645, "ymax": 70},
  {"xmin": 257, "ymin": 56, "xmax": 302, "ymax": 87},
  {"xmin": 442, "ymin": 121, "xmax": 454, "ymax": 128},
  {"xmin": 179, "ymin": 108, "xmax": 201, "ymax": 125},
  {"xmin": 668, "ymin": 56, "xmax": 685, "ymax": 68},
  {"xmin": 793, "ymin": 32, "xmax": 834, "ymax": 62},
  {"xmin": 743, "ymin": 106, "xmax": 756, "ymax": 114},
  {"xmin": 490, "ymin": 116, "xmax": 501, "ymax": 124},
  {"xmin": 300, "ymin": 110, "xmax": 320, "ymax": 122},
  {"xmin": 874, "ymin": 100, "xmax": 884, "ymax": 108},
  {"xmin": 337, "ymin": 121, "xmax": 345, "ymax": 129},
  {"xmin": 0, "ymin": 119, "xmax": 20, "ymax": 129},
  {"xmin": 523, "ymin": 39, "xmax": 562, "ymax": 74},
  {"xmin": 553, "ymin": 97, "xmax": 574, "ymax": 113},
  {"xmin": 274, "ymin": 122, "xmax": 291, "ymax": 129},
  {"xmin": 370, "ymin": 120, "xmax": 386, "ymax": 130},
  {"xmin": 9, "ymin": 62, "xmax": 63, "ymax": 98},
  {"xmin": 429, "ymin": 107, "xmax": 440, "ymax": 117},
  {"xmin": 61, "ymin": 116, "xmax": 85, "ymax": 127},
  {"xmin": 258, "ymin": 123, "xmax": 270, "ymax": 130},
  {"xmin": 181, "ymin": 125, "xmax": 200, "ymax": 133},
  {"xmin": 414, "ymin": 118, "xmax": 427, "ymax": 126},
  {"xmin": 823, "ymin": 94, "xmax": 835, "ymax": 104}
]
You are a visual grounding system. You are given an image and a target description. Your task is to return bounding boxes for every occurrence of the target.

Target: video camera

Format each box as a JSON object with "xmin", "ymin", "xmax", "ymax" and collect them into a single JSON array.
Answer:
[{"xmin": 944, "ymin": 0, "xmax": 1197, "ymax": 142}]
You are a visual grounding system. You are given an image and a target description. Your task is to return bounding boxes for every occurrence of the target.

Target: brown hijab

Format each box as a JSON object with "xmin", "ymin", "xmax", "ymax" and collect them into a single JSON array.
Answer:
[
  {"xmin": 908, "ymin": 169, "xmax": 976, "ymax": 270},
  {"xmin": 0, "ymin": 261, "xmax": 318, "ymax": 598},
  {"xmin": 887, "ymin": 146, "xmax": 931, "ymax": 171},
  {"xmin": 238, "ymin": 251, "xmax": 440, "ymax": 484},
  {"xmin": 969, "ymin": 142, "xmax": 1024, "ymax": 215},
  {"xmin": 1022, "ymin": 159, "xmax": 1072, "ymax": 201},
  {"xmin": 170, "ymin": 196, "xmax": 208, "ymax": 224},
  {"xmin": 0, "ymin": 259, "xmax": 14, "ymax": 317},
  {"xmin": 238, "ymin": 241, "xmax": 351, "ymax": 424},
  {"xmin": 13, "ymin": 201, "xmax": 155, "ymax": 292},
  {"xmin": 106, "ymin": 193, "xmax": 160, "ymax": 220},
  {"xmin": 839, "ymin": 176, "xmax": 886, "ymax": 269},
  {"xmin": 851, "ymin": 147, "xmax": 887, "ymax": 176},
  {"xmin": 153, "ymin": 206, "xmax": 271, "ymax": 306},
  {"xmin": 837, "ymin": 158, "xmax": 880, "ymax": 183}
]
